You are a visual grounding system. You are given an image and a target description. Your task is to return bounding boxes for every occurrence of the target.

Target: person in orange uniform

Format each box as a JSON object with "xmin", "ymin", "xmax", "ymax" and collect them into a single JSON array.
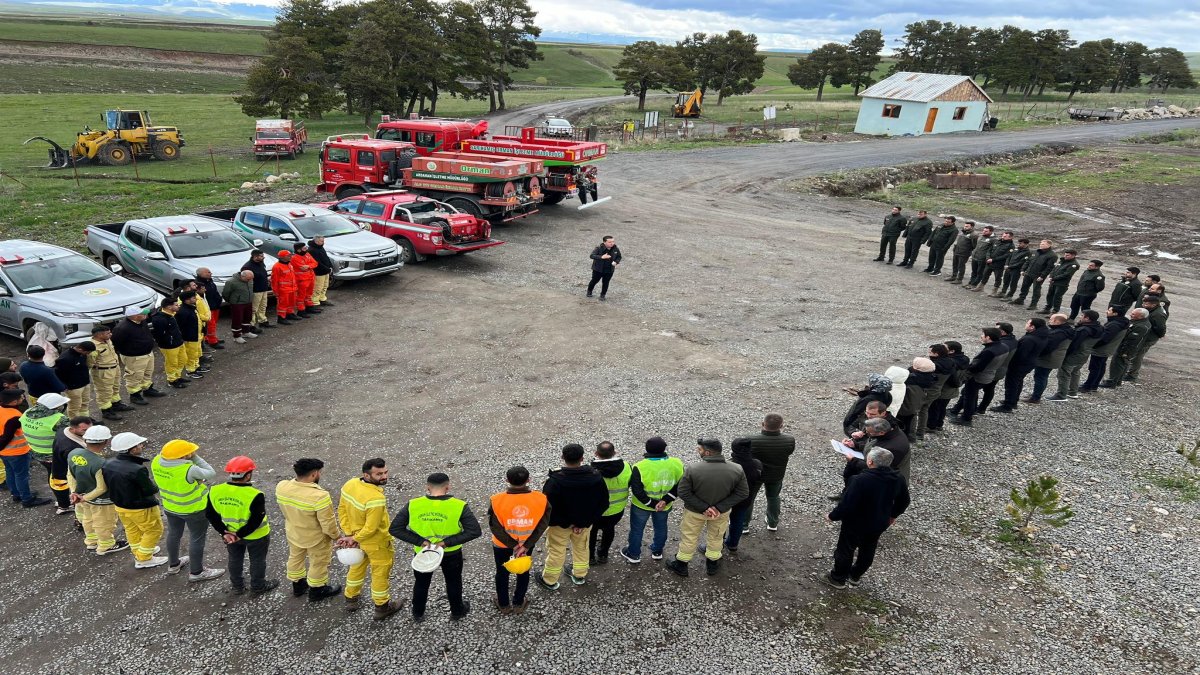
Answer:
[
  {"xmin": 488, "ymin": 466, "xmax": 550, "ymax": 615},
  {"xmin": 271, "ymin": 250, "xmax": 299, "ymax": 325},
  {"xmin": 290, "ymin": 243, "xmax": 319, "ymax": 318}
]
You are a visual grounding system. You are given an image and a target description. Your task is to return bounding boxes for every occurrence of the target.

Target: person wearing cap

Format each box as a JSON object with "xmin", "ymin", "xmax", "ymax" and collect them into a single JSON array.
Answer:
[
  {"xmin": 102, "ymin": 432, "xmax": 168, "ymax": 568},
  {"xmin": 67, "ymin": 425, "xmax": 129, "ymax": 555},
  {"xmin": 588, "ymin": 441, "xmax": 629, "ymax": 566},
  {"xmin": 537, "ymin": 444, "xmax": 607, "ymax": 590},
  {"xmin": 665, "ymin": 439, "xmax": 748, "ymax": 578},
  {"xmin": 176, "ymin": 291, "xmax": 208, "ymax": 381},
  {"xmin": 152, "ymin": 439, "xmax": 223, "ymax": 582},
  {"xmin": 1125, "ymin": 294, "xmax": 1168, "ymax": 383},
  {"xmin": 18, "ymin": 344, "xmax": 66, "ymax": 406},
  {"xmin": 291, "ymin": 242, "xmax": 319, "ymax": 317},
  {"xmin": 620, "ymin": 436, "xmax": 685, "ymax": 564},
  {"xmin": 271, "ymin": 250, "xmax": 300, "ymax": 325},
  {"xmin": 1, "ymin": 388, "xmax": 53, "ymax": 507},
  {"xmin": 1041, "ymin": 250, "xmax": 1080, "ymax": 315},
  {"xmin": 1067, "ymin": 260, "xmax": 1105, "ymax": 321},
  {"xmin": 195, "ymin": 268, "xmax": 225, "ymax": 350},
  {"xmin": 206, "ymin": 456, "xmax": 277, "ymax": 595},
  {"xmin": 221, "ymin": 270, "xmax": 259, "ymax": 344},
  {"xmin": 1108, "ymin": 267, "xmax": 1140, "ymax": 316},
  {"xmin": 308, "ymin": 236, "xmax": 335, "ymax": 308},
  {"xmin": 241, "ymin": 249, "xmax": 272, "ymax": 330},
  {"xmin": 275, "ymin": 458, "xmax": 343, "ymax": 603},
  {"xmin": 52, "ymin": 414, "xmax": 91, "ymax": 521},
  {"xmin": 825, "ymin": 447, "xmax": 910, "ymax": 589},
  {"xmin": 87, "ymin": 325, "xmax": 132, "ymax": 419},
  {"xmin": 488, "ymin": 465, "xmax": 550, "ymax": 614},
  {"xmin": 338, "ymin": 458, "xmax": 402, "ymax": 619},
  {"xmin": 20, "ymin": 392, "xmax": 73, "ymax": 513},
  {"xmin": 389, "ymin": 472, "xmax": 482, "ymax": 621},
  {"xmin": 112, "ymin": 306, "xmax": 166, "ymax": 403},
  {"xmin": 149, "ymin": 297, "xmax": 189, "ymax": 389},
  {"xmin": 54, "ymin": 341, "xmax": 96, "ymax": 420},
  {"xmin": 745, "ymin": 414, "xmax": 796, "ymax": 534}
]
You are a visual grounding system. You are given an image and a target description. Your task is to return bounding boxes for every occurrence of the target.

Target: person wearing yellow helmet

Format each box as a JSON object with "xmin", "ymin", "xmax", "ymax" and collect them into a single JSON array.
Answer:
[
  {"xmin": 151, "ymin": 439, "xmax": 224, "ymax": 583},
  {"xmin": 487, "ymin": 466, "xmax": 550, "ymax": 615}
]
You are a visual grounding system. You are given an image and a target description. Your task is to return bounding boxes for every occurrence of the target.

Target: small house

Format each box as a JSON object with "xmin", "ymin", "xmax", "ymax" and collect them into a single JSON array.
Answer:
[{"xmin": 854, "ymin": 72, "xmax": 993, "ymax": 136}]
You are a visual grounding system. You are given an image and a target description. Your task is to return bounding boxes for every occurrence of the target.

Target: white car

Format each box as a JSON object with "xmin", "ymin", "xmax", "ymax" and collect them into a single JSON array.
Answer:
[{"xmin": 542, "ymin": 117, "xmax": 574, "ymax": 138}]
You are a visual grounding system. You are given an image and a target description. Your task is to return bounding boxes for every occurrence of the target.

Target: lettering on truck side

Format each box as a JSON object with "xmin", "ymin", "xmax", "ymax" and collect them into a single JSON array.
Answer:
[{"xmin": 470, "ymin": 144, "xmax": 567, "ymax": 160}]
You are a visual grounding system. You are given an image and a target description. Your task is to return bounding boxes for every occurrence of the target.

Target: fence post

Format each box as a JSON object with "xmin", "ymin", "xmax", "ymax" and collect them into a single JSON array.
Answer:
[
  {"xmin": 209, "ymin": 145, "xmax": 217, "ymax": 178},
  {"xmin": 131, "ymin": 148, "xmax": 139, "ymax": 180},
  {"xmin": 71, "ymin": 155, "xmax": 81, "ymax": 188}
]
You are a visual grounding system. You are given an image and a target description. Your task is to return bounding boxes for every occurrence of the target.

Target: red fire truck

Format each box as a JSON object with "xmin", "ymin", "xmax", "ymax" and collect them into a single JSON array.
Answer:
[
  {"xmin": 253, "ymin": 119, "xmax": 307, "ymax": 159},
  {"xmin": 375, "ymin": 116, "xmax": 608, "ymax": 207}
]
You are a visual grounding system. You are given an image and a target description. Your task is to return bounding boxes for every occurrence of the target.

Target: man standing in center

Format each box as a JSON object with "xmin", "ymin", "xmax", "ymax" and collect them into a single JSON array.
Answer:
[
  {"xmin": 1068, "ymin": 260, "xmax": 1105, "ymax": 321},
  {"xmin": 923, "ymin": 215, "xmax": 957, "ymax": 276},
  {"xmin": 241, "ymin": 249, "xmax": 272, "ymax": 330},
  {"xmin": 102, "ymin": 431, "xmax": 168, "ymax": 568},
  {"xmin": 898, "ymin": 209, "xmax": 932, "ymax": 269},
  {"xmin": 874, "ymin": 206, "xmax": 907, "ymax": 264},
  {"xmin": 586, "ymin": 235, "xmax": 622, "ymax": 300},
  {"xmin": 275, "ymin": 458, "xmax": 343, "ymax": 603},
  {"xmin": 152, "ymin": 439, "xmax": 224, "ymax": 582},
  {"xmin": 176, "ymin": 291, "xmax": 207, "ymax": 380},
  {"xmin": 1108, "ymin": 267, "xmax": 1140, "ymax": 316},
  {"xmin": 588, "ymin": 441, "xmax": 629, "ymax": 566},
  {"xmin": 206, "ymin": 456, "xmax": 277, "ymax": 595},
  {"xmin": 221, "ymin": 270, "xmax": 259, "ymax": 345},
  {"xmin": 964, "ymin": 224, "xmax": 995, "ymax": 290},
  {"xmin": 68, "ymin": 425, "xmax": 128, "ymax": 556},
  {"xmin": 88, "ymin": 325, "xmax": 132, "ymax": 418},
  {"xmin": 488, "ymin": 466, "xmax": 550, "ymax": 614},
  {"xmin": 745, "ymin": 413, "xmax": 795, "ymax": 534},
  {"xmin": 291, "ymin": 242, "xmax": 318, "ymax": 317},
  {"xmin": 538, "ymin": 443, "xmax": 608, "ymax": 590},
  {"xmin": 825, "ymin": 448, "xmax": 911, "ymax": 589},
  {"xmin": 308, "ymin": 235, "xmax": 335, "ymax": 308},
  {"xmin": 946, "ymin": 220, "xmax": 976, "ymax": 284},
  {"xmin": 1041, "ymin": 251, "xmax": 1080, "ymax": 315},
  {"xmin": 620, "ymin": 437, "xmax": 685, "ymax": 564},
  {"xmin": 112, "ymin": 306, "xmax": 165, "ymax": 403},
  {"xmin": 995, "ymin": 238, "xmax": 1031, "ymax": 299},
  {"xmin": 271, "ymin": 250, "xmax": 299, "ymax": 325},
  {"xmin": 1010, "ymin": 239, "xmax": 1056, "ymax": 308},
  {"xmin": 666, "ymin": 439, "xmax": 748, "ymax": 578},
  {"xmin": 977, "ymin": 230, "xmax": 1014, "ymax": 292},
  {"xmin": 149, "ymin": 297, "xmax": 188, "ymax": 389},
  {"xmin": 339, "ymin": 458, "xmax": 402, "ymax": 619}
]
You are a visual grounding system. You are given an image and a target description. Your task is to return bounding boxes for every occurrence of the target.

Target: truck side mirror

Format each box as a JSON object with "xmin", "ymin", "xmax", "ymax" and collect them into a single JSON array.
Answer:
[
  {"xmin": 143, "ymin": 252, "xmax": 166, "ymax": 261},
  {"xmin": 0, "ymin": 286, "xmax": 9, "ymax": 297},
  {"xmin": 280, "ymin": 233, "xmax": 297, "ymax": 241}
]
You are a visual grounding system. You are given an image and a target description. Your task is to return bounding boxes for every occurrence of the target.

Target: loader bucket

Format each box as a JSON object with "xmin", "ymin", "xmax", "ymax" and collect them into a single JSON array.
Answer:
[{"xmin": 23, "ymin": 136, "xmax": 71, "ymax": 169}]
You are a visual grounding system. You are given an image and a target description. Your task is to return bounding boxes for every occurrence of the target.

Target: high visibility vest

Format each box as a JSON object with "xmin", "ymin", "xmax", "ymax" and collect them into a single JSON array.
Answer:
[
  {"xmin": 0, "ymin": 408, "xmax": 29, "ymax": 457},
  {"xmin": 19, "ymin": 410, "xmax": 63, "ymax": 457},
  {"xmin": 150, "ymin": 454, "xmax": 209, "ymax": 515},
  {"xmin": 407, "ymin": 496, "xmax": 466, "ymax": 553},
  {"xmin": 489, "ymin": 491, "xmax": 548, "ymax": 547},
  {"xmin": 632, "ymin": 457, "xmax": 685, "ymax": 511},
  {"xmin": 208, "ymin": 483, "xmax": 269, "ymax": 540},
  {"xmin": 601, "ymin": 463, "xmax": 633, "ymax": 517}
]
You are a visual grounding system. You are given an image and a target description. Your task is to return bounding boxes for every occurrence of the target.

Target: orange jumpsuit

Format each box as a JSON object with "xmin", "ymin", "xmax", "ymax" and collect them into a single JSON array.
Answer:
[
  {"xmin": 291, "ymin": 253, "xmax": 317, "ymax": 312},
  {"xmin": 271, "ymin": 260, "xmax": 297, "ymax": 318}
]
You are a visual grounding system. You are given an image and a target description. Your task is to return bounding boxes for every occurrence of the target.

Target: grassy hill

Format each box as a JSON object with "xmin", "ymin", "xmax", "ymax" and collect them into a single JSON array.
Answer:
[{"xmin": 0, "ymin": 15, "xmax": 266, "ymax": 55}]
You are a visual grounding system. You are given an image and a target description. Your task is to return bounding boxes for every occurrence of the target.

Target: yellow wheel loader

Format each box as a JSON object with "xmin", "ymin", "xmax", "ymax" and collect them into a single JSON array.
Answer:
[
  {"xmin": 672, "ymin": 89, "xmax": 703, "ymax": 118},
  {"xmin": 24, "ymin": 110, "xmax": 185, "ymax": 168}
]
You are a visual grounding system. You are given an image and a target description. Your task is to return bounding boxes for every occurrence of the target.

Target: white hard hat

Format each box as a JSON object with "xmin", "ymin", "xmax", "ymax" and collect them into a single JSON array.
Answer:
[
  {"xmin": 411, "ymin": 545, "xmax": 444, "ymax": 573},
  {"xmin": 336, "ymin": 547, "xmax": 365, "ymax": 566},
  {"xmin": 37, "ymin": 393, "xmax": 70, "ymax": 409},
  {"xmin": 111, "ymin": 432, "xmax": 149, "ymax": 453},
  {"xmin": 82, "ymin": 425, "xmax": 113, "ymax": 442}
]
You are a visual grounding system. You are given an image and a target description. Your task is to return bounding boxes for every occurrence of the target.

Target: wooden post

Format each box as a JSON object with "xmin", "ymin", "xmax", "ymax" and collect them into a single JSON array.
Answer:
[
  {"xmin": 209, "ymin": 145, "xmax": 218, "ymax": 178},
  {"xmin": 275, "ymin": 153, "xmax": 281, "ymax": 176},
  {"xmin": 71, "ymin": 155, "xmax": 81, "ymax": 188},
  {"xmin": 131, "ymin": 148, "xmax": 139, "ymax": 180},
  {"xmin": 815, "ymin": 110, "xmax": 820, "ymax": 132}
]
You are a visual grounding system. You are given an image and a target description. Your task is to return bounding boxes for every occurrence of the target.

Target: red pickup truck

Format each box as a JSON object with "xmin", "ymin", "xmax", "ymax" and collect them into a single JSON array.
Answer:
[{"xmin": 316, "ymin": 191, "xmax": 503, "ymax": 264}]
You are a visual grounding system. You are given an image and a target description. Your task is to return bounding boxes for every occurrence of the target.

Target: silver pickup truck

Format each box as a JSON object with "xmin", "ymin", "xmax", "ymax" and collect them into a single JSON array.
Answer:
[
  {"xmin": 85, "ymin": 215, "xmax": 277, "ymax": 294},
  {"xmin": 200, "ymin": 203, "xmax": 403, "ymax": 280},
  {"xmin": 0, "ymin": 239, "xmax": 161, "ymax": 343}
]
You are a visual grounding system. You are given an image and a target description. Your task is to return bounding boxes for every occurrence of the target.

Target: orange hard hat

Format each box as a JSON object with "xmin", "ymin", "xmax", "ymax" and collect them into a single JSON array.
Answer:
[
  {"xmin": 225, "ymin": 456, "xmax": 257, "ymax": 474},
  {"xmin": 277, "ymin": 250, "xmax": 292, "ymax": 258}
]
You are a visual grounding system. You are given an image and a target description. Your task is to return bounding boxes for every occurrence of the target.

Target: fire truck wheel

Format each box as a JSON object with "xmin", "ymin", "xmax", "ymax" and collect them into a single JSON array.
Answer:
[
  {"xmin": 395, "ymin": 238, "xmax": 419, "ymax": 264},
  {"xmin": 445, "ymin": 197, "xmax": 483, "ymax": 219}
]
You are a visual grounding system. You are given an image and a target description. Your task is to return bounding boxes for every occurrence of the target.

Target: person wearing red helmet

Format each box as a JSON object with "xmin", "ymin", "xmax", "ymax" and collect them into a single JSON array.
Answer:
[
  {"xmin": 206, "ymin": 455, "xmax": 278, "ymax": 595},
  {"xmin": 270, "ymin": 250, "xmax": 299, "ymax": 326}
]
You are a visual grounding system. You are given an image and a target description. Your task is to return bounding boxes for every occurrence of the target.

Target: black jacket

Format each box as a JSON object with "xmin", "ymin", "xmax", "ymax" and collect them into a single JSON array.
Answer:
[
  {"xmin": 1036, "ymin": 324, "xmax": 1076, "ymax": 369},
  {"xmin": 903, "ymin": 217, "xmax": 932, "ymax": 245},
  {"xmin": 241, "ymin": 259, "xmax": 270, "ymax": 293},
  {"xmin": 199, "ymin": 279, "xmax": 222, "ymax": 311},
  {"xmin": 1109, "ymin": 279, "xmax": 1138, "ymax": 308},
  {"xmin": 54, "ymin": 349, "xmax": 91, "ymax": 390},
  {"xmin": 543, "ymin": 465, "xmax": 608, "ymax": 528},
  {"xmin": 1024, "ymin": 249, "xmax": 1057, "ymax": 279},
  {"xmin": 1009, "ymin": 326, "xmax": 1050, "ymax": 372},
  {"xmin": 1092, "ymin": 316, "xmax": 1130, "ymax": 357},
  {"xmin": 176, "ymin": 304, "xmax": 201, "ymax": 342},
  {"xmin": 589, "ymin": 245, "xmax": 622, "ymax": 273},
  {"xmin": 308, "ymin": 243, "xmax": 334, "ymax": 276},
  {"xmin": 988, "ymin": 239, "xmax": 1015, "ymax": 268},
  {"xmin": 148, "ymin": 310, "xmax": 185, "ymax": 349},
  {"xmin": 939, "ymin": 352, "xmax": 971, "ymax": 399},
  {"xmin": 748, "ymin": 430, "xmax": 795, "ymax": 483},
  {"xmin": 111, "ymin": 318, "xmax": 156, "ymax": 357},
  {"xmin": 389, "ymin": 495, "xmax": 482, "ymax": 550},
  {"xmin": 968, "ymin": 341, "xmax": 1009, "ymax": 384},
  {"xmin": 830, "ymin": 466, "xmax": 910, "ymax": 535},
  {"xmin": 843, "ymin": 391, "xmax": 892, "ymax": 437},
  {"xmin": 845, "ymin": 428, "xmax": 911, "ymax": 483},
  {"xmin": 101, "ymin": 453, "xmax": 159, "ymax": 509},
  {"xmin": 1005, "ymin": 247, "xmax": 1031, "ymax": 271},
  {"xmin": 1074, "ymin": 269, "xmax": 1105, "ymax": 297}
]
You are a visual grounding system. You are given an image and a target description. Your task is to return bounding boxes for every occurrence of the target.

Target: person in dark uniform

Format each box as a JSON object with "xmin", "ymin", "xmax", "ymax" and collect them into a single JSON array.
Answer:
[
  {"xmin": 1107, "ymin": 267, "xmax": 1139, "ymax": 315},
  {"xmin": 923, "ymin": 216, "xmax": 957, "ymax": 276},
  {"xmin": 1010, "ymin": 239, "xmax": 1056, "ymax": 308},
  {"xmin": 1041, "ymin": 251, "xmax": 1080, "ymax": 315},
  {"xmin": 946, "ymin": 221, "xmax": 976, "ymax": 284},
  {"xmin": 874, "ymin": 207, "xmax": 908, "ymax": 264},
  {"xmin": 1068, "ymin": 260, "xmax": 1105, "ymax": 320},
  {"xmin": 976, "ymin": 231, "xmax": 1013, "ymax": 292},
  {"xmin": 586, "ymin": 236, "xmax": 622, "ymax": 301},
  {"xmin": 994, "ymin": 238, "xmax": 1030, "ymax": 299},
  {"xmin": 898, "ymin": 209, "xmax": 931, "ymax": 268}
]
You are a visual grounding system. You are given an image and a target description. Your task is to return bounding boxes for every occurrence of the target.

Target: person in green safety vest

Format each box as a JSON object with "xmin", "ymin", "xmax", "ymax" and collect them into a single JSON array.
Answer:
[
  {"xmin": 19, "ymin": 392, "xmax": 72, "ymax": 512},
  {"xmin": 205, "ymin": 455, "xmax": 277, "ymax": 595},
  {"xmin": 620, "ymin": 436, "xmax": 684, "ymax": 564},
  {"xmin": 152, "ymin": 438, "xmax": 224, "ymax": 583},
  {"xmin": 588, "ymin": 440, "xmax": 630, "ymax": 566},
  {"xmin": 389, "ymin": 472, "xmax": 481, "ymax": 622}
]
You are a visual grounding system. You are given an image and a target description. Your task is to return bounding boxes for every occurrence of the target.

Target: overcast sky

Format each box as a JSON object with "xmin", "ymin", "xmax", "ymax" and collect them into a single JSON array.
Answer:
[{"xmin": 524, "ymin": 1, "xmax": 1199, "ymax": 51}]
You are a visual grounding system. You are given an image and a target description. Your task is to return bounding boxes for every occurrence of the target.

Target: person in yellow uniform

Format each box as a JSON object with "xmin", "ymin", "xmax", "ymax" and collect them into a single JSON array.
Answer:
[
  {"xmin": 101, "ymin": 432, "xmax": 168, "ymax": 568},
  {"xmin": 67, "ymin": 425, "xmax": 129, "ymax": 556},
  {"xmin": 338, "ymin": 457, "xmax": 404, "ymax": 620},
  {"xmin": 88, "ymin": 325, "xmax": 134, "ymax": 420},
  {"xmin": 205, "ymin": 456, "xmax": 277, "ymax": 595},
  {"xmin": 275, "ymin": 457, "xmax": 342, "ymax": 603},
  {"xmin": 389, "ymin": 472, "xmax": 481, "ymax": 622}
]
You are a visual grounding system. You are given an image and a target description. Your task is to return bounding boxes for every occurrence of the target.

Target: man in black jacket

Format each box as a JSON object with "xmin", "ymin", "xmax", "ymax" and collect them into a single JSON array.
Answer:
[
  {"xmin": 588, "ymin": 441, "xmax": 627, "ymax": 565},
  {"xmin": 898, "ymin": 209, "xmax": 932, "ymax": 268},
  {"xmin": 1081, "ymin": 307, "xmax": 1129, "ymax": 392},
  {"xmin": 1028, "ymin": 314, "xmax": 1075, "ymax": 402},
  {"xmin": 149, "ymin": 298, "xmax": 188, "ymax": 389},
  {"xmin": 950, "ymin": 328, "xmax": 1007, "ymax": 426},
  {"xmin": 1125, "ymin": 295, "xmax": 1168, "ymax": 382},
  {"xmin": 1049, "ymin": 310, "xmax": 1103, "ymax": 400},
  {"xmin": 1067, "ymin": 260, "xmax": 1105, "ymax": 320},
  {"xmin": 1101, "ymin": 308, "xmax": 1151, "ymax": 387},
  {"xmin": 241, "ymin": 250, "xmax": 272, "ymax": 330},
  {"xmin": 1010, "ymin": 240, "xmax": 1055, "ymax": 307},
  {"xmin": 927, "ymin": 342, "xmax": 968, "ymax": 432},
  {"xmin": 586, "ymin": 236, "xmax": 622, "ymax": 300},
  {"xmin": 995, "ymin": 238, "xmax": 1030, "ymax": 299},
  {"xmin": 308, "ymin": 235, "xmax": 335, "ymax": 308},
  {"xmin": 992, "ymin": 318, "xmax": 1048, "ymax": 412},
  {"xmin": 176, "ymin": 291, "xmax": 207, "ymax": 381},
  {"xmin": 1107, "ymin": 267, "xmax": 1139, "ymax": 315},
  {"xmin": 923, "ymin": 216, "xmax": 957, "ymax": 275},
  {"xmin": 537, "ymin": 444, "xmax": 608, "ymax": 590},
  {"xmin": 875, "ymin": 206, "xmax": 907, "ymax": 263},
  {"xmin": 825, "ymin": 447, "xmax": 910, "ymax": 588},
  {"xmin": 842, "ymin": 418, "xmax": 910, "ymax": 487},
  {"xmin": 196, "ymin": 268, "xmax": 225, "ymax": 349},
  {"xmin": 745, "ymin": 413, "xmax": 796, "ymax": 533},
  {"xmin": 54, "ymin": 341, "xmax": 95, "ymax": 419},
  {"xmin": 976, "ymin": 231, "xmax": 1014, "ymax": 292},
  {"xmin": 1041, "ymin": 251, "xmax": 1080, "ymax": 314},
  {"xmin": 977, "ymin": 323, "xmax": 1017, "ymax": 413},
  {"xmin": 112, "ymin": 308, "xmax": 166, "ymax": 402},
  {"xmin": 102, "ymin": 431, "xmax": 167, "ymax": 568}
]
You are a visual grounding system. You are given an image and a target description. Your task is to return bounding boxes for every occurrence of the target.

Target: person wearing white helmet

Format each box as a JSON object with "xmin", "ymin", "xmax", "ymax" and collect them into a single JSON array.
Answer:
[
  {"xmin": 101, "ymin": 432, "xmax": 167, "ymax": 568},
  {"xmin": 68, "ymin": 425, "xmax": 129, "ymax": 556},
  {"xmin": 20, "ymin": 392, "xmax": 73, "ymax": 513}
]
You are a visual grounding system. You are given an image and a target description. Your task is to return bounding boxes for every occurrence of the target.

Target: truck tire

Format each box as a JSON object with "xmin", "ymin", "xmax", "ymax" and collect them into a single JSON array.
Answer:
[
  {"xmin": 394, "ymin": 237, "xmax": 421, "ymax": 264},
  {"xmin": 152, "ymin": 140, "xmax": 180, "ymax": 161},
  {"xmin": 541, "ymin": 193, "xmax": 565, "ymax": 205},
  {"xmin": 99, "ymin": 143, "xmax": 132, "ymax": 166},
  {"xmin": 102, "ymin": 253, "xmax": 122, "ymax": 274},
  {"xmin": 335, "ymin": 186, "xmax": 364, "ymax": 199},
  {"xmin": 445, "ymin": 197, "xmax": 483, "ymax": 219}
]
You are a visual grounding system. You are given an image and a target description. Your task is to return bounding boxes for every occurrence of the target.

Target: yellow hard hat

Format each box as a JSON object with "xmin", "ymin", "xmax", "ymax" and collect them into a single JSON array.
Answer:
[
  {"xmin": 503, "ymin": 554, "xmax": 532, "ymax": 574},
  {"xmin": 161, "ymin": 439, "xmax": 199, "ymax": 460}
]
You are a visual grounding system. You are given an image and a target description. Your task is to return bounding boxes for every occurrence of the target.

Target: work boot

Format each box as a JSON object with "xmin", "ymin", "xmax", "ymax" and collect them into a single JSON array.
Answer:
[
  {"xmin": 308, "ymin": 584, "xmax": 342, "ymax": 603},
  {"xmin": 706, "ymin": 559, "xmax": 720, "ymax": 576},
  {"xmin": 276, "ymin": 317, "xmax": 294, "ymax": 325},
  {"xmin": 287, "ymin": 313, "xmax": 304, "ymax": 321},
  {"xmin": 258, "ymin": 322, "xmax": 274, "ymax": 329},
  {"xmin": 112, "ymin": 401, "xmax": 135, "ymax": 412},
  {"xmin": 292, "ymin": 579, "xmax": 309, "ymax": 597},
  {"xmin": 373, "ymin": 598, "xmax": 406, "ymax": 621},
  {"xmin": 306, "ymin": 307, "xmax": 322, "ymax": 314},
  {"xmin": 251, "ymin": 580, "xmax": 280, "ymax": 595},
  {"xmin": 450, "ymin": 600, "xmax": 472, "ymax": 621},
  {"xmin": 144, "ymin": 387, "xmax": 167, "ymax": 397},
  {"xmin": 210, "ymin": 342, "xmax": 225, "ymax": 350},
  {"xmin": 168, "ymin": 380, "xmax": 188, "ymax": 389},
  {"xmin": 665, "ymin": 559, "xmax": 689, "ymax": 577},
  {"xmin": 345, "ymin": 595, "xmax": 361, "ymax": 612},
  {"xmin": 101, "ymin": 409, "xmax": 123, "ymax": 421},
  {"xmin": 320, "ymin": 300, "xmax": 335, "ymax": 307},
  {"xmin": 130, "ymin": 392, "xmax": 149, "ymax": 405}
]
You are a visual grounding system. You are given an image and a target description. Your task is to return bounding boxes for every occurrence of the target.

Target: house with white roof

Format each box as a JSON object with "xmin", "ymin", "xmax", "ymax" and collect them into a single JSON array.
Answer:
[{"xmin": 854, "ymin": 72, "xmax": 994, "ymax": 136}]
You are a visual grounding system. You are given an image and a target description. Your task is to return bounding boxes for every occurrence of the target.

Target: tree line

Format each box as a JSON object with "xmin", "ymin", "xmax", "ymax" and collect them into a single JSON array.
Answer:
[
  {"xmin": 613, "ymin": 32, "xmax": 766, "ymax": 111},
  {"xmin": 235, "ymin": 0, "xmax": 541, "ymax": 121}
]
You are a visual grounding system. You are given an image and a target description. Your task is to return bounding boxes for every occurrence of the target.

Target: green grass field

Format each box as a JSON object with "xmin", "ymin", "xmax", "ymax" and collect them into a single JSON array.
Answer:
[
  {"xmin": 0, "ymin": 63, "xmax": 246, "ymax": 94},
  {"xmin": 0, "ymin": 16, "xmax": 267, "ymax": 55},
  {"xmin": 511, "ymin": 44, "xmax": 621, "ymax": 88}
]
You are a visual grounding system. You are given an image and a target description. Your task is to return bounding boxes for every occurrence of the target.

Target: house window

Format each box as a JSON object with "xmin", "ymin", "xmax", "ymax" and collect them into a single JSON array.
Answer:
[
  {"xmin": 882, "ymin": 104, "xmax": 902, "ymax": 118},
  {"xmin": 953, "ymin": 107, "xmax": 967, "ymax": 120}
]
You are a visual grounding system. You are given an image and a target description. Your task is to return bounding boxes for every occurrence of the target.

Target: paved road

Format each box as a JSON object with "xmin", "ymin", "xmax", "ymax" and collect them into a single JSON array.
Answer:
[{"xmin": 484, "ymin": 92, "xmax": 669, "ymax": 132}]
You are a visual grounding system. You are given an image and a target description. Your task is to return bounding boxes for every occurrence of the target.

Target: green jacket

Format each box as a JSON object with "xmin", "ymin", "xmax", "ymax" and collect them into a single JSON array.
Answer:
[
  {"xmin": 1144, "ymin": 306, "xmax": 1168, "ymax": 344},
  {"xmin": 1005, "ymin": 247, "xmax": 1031, "ymax": 270},
  {"xmin": 1074, "ymin": 269, "xmax": 1106, "ymax": 296},
  {"xmin": 952, "ymin": 230, "xmax": 978, "ymax": 256},
  {"xmin": 1108, "ymin": 278, "xmax": 1138, "ymax": 307},
  {"xmin": 1118, "ymin": 318, "xmax": 1151, "ymax": 357},
  {"xmin": 1023, "ymin": 249, "xmax": 1057, "ymax": 279},
  {"xmin": 748, "ymin": 430, "xmax": 796, "ymax": 483},
  {"xmin": 881, "ymin": 213, "xmax": 908, "ymax": 237},
  {"xmin": 1048, "ymin": 258, "xmax": 1080, "ymax": 285},
  {"xmin": 928, "ymin": 223, "xmax": 956, "ymax": 251},
  {"xmin": 969, "ymin": 234, "xmax": 994, "ymax": 261},
  {"xmin": 220, "ymin": 276, "xmax": 254, "ymax": 305},
  {"xmin": 903, "ymin": 217, "xmax": 933, "ymax": 245}
]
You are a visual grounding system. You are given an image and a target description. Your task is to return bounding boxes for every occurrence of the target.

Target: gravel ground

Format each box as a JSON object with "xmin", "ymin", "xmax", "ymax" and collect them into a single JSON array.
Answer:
[{"xmin": 1, "ymin": 121, "xmax": 1197, "ymax": 673}]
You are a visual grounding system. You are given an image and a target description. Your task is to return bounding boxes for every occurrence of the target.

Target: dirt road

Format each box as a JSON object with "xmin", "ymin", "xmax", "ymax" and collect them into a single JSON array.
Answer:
[
  {"xmin": 0, "ymin": 118, "xmax": 1196, "ymax": 673},
  {"xmin": 485, "ymin": 92, "xmax": 668, "ymax": 131}
]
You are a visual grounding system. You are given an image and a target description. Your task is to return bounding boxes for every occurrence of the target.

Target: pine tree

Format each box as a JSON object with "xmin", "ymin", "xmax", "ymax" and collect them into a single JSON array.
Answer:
[{"xmin": 1003, "ymin": 475, "xmax": 1074, "ymax": 543}]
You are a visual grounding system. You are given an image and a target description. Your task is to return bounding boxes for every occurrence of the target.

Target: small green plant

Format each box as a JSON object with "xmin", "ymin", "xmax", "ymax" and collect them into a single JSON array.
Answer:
[
  {"xmin": 1176, "ymin": 438, "xmax": 1200, "ymax": 468},
  {"xmin": 1000, "ymin": 475, "xmax": 1074, "ymax": 543}
]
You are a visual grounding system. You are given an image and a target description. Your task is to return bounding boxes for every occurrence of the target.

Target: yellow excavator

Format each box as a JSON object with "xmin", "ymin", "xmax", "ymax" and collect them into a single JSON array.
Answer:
[
  {"xmin": 672, "ymin": 89, "xmax": 703, "ymax": 118},
  {"xmin": 25, "ymin": 109, "xmax": 185, "ymax": 168}
]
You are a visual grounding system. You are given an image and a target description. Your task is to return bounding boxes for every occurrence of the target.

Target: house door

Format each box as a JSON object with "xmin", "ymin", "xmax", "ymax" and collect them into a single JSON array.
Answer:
[{"xmin": 924, "ymin": 108, "xmax": 939, "ymax": 133}]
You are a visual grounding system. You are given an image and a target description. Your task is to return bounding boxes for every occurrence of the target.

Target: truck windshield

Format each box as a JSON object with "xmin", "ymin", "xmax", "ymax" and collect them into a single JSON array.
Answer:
[
  {"xmin": 256, "ymin": 130, "xmax": 291, "ymax": 140},
  {"xmin": 292, "ymin": 215, "xmax": 360, "ymax": 238},
  {"xmin": 166, "ymin": 230, "xmax": 252, "ymax": 259},
  {"xmin": 3, "ymin": 255, "xmax": 112, "ymax": 293}
]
